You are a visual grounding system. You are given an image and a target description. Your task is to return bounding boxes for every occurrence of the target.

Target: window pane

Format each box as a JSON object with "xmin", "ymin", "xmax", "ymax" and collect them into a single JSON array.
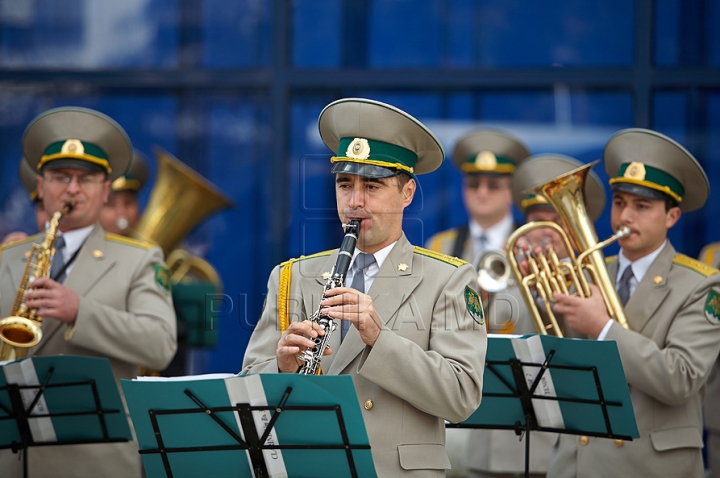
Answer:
[
  {"xmin": 0, "ymin": 0, "xmax": 179, "ymax": 68},
  {"xmin": 202, "ymin": 0, "xmax": 271, "ymax": 67},
  {"xmin": 292, "ymin": 0, "xmax": 342, "ymax": 67},
  {"xmin": 367, "ymin": 0, "xmax": 634, "ymax": 68}
]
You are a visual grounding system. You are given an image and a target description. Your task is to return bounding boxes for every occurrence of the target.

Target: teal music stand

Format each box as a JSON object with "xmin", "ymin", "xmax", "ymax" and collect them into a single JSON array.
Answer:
[
  {"xmin": 447, "ymin": 334, "xmax": 639, "ymax": 478},
  {"xmin": 123, "ymin": 373, "xmax": 377, "ymax": 478},
  {"xmin": 0, "ymin": 355, "xmax": 132, "ymax": 478}
]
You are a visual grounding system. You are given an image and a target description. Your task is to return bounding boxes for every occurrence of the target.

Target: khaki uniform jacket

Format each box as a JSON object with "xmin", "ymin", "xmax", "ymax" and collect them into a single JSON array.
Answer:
[
  {"xmin": 547, "ymin": 242, "xmax": 720, "ymax": 478},
  {"xmin": 700, "ymin": 242, "xmax": 720, "ymax": 434},
  {"xmin": 0, "ymin": 224, "xmax": 177, "ymax": 478},
  {"xmin": 425, "ymin": 226, "xmax": 476, "ymax": 264},
  {"xmin": 241, "ymin": 234, "xmax": 486, "ymax": 477}
]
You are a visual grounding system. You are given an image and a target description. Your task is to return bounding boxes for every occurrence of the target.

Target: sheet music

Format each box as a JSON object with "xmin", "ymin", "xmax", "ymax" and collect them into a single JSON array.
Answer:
[
  {"xmin": 3, "ymin": 359, "xmax": 58, "ymax": 443},
  {"xmin": 225, "ymin": 375, "xmax": 287, "ymax": 478},
  {"xmin": 511, "ymin": 334, "xmax": 565, "ymax": 429}
]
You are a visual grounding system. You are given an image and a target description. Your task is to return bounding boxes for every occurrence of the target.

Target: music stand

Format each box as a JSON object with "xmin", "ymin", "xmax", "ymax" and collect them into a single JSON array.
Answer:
[
  {"xmin": 122, "ymin": 373, "xmax": 377, "ymax": 478},
  {"xmin": 447, "ymin": 334, "xmax": 639, "ymax": 478},
  {"xmin": 0, "ymin": 355, "xmax": 132, "ymax": 478}
]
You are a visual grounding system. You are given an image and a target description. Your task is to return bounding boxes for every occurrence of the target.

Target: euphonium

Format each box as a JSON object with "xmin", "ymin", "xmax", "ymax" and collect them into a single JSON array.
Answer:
[
  {"xmin": 506, "ymin": 161, "xmax": 630, "ymax": 337},
  {"xmin": 0, "ymin": 202, "xmax": 73, "ymax": 360},
  {"xmin": 297, "ymin": 220, "xmax": 360, "ymax": 375}
]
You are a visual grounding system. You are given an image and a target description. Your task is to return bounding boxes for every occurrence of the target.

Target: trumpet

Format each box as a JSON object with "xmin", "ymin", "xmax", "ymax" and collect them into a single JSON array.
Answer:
[
  {"xmin": 0, "ymin": 202, "xmax": 73, "ymax": 360},
  {"xmin": 475, "ymin": 249, "xmax": 513, "ymax": 294},
  {"xmin": 506, "ymin": 162, "xmax": 630, "ymax": 337}
]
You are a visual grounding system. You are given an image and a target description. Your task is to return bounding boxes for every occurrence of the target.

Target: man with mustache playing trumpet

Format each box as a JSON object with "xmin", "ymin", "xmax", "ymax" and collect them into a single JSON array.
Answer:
[
  {"xmin": 543, "ymin": 129, "xmax": 720, "ymax": 478},
  {"xmin": 242, "ymin": 98, "xmax": 486, "ymax": 477},
  {"xmin": 0, "ymin": 107, "xmax": 177, "ymax": 478}
]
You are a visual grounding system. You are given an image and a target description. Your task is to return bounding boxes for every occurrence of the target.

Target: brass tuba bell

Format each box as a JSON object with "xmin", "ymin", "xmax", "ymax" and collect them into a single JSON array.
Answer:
[
  {"xmin": 133, "ymin": 147, "xmax": 233, "ymax": 256},
  {"xmin": 506, "ymin": 161, "xmax": 630, "ymax": 337}
]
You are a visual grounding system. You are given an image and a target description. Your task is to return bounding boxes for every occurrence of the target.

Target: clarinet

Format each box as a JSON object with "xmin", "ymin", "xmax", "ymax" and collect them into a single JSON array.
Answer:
[{"xmin": 297, "ymin": 219, "xmax": 360, "ymax": 375}]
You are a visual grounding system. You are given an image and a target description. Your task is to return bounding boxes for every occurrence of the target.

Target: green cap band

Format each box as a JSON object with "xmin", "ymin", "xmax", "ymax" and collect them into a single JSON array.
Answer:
[
  {"xmin": 461, "ymin": 152, "xmax": 516, "ymax": 174},
  {"xmin": 39, "ymin": 139, "xmax": 111, "ymax": 173},
  {"xmin": 610, "ymin": 162, "xmax": 684, "ymax": 203},
  {"xmin": 332, "ymin": 137, "xmax": 417, "ymax": 175}
]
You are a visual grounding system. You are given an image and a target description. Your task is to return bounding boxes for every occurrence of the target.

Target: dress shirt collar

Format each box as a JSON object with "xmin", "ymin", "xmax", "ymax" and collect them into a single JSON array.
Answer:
[{"xmin": 469, "ymin": 213, "xmax": 514, "ymax": 251}]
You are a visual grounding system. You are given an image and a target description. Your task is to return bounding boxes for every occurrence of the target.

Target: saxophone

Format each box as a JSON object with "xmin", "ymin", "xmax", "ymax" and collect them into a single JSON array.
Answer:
[
  {"xmin": 0, "ymin": 202, "xmax": 74, "ymax": 361},
  {"xmin": 297, "ymin": 219, "xmax": 360, "ymax": 375}
]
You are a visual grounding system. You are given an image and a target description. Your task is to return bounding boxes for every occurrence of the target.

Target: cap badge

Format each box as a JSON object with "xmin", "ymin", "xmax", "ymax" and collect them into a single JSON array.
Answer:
[
  {"xmin": 474, "ymin": 151, "xmax": 497, "ymax": 170},
  {"xmin": 624, "ymin": 161, "xmax": 646, "ymax": 181},
  {"xmin": 346, "ymin": 138, "xmax": 371, "ymax": 159},
  {"xmin": 61, "ymin": 139, "xmax": 84, "ymax": 155}
]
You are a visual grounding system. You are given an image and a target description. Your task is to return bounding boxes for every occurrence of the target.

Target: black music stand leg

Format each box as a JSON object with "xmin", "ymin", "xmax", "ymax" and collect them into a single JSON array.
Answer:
[
  {"xmin": 24, "ymin": 448, "xmax": 28, "ymax": 478},
  {"xmin": 524, "ymin": 417, "xmax": 530, "ymax": 478}
]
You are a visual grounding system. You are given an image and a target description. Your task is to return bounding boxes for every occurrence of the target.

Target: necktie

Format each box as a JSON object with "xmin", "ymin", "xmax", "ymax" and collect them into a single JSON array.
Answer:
[
  {"xmin": 476, "ymin": 234, "xmax": 488, "ymax": 257},
  {"xmin": 342, "ymin": 253, "xmax": 376, "ymax": 340},
  {"xmin": 49, "ymin": 236, "xmax": 67, "ymax": 283},
  {"xmin": 617, "ymin": 266, "xmax": 634, "ymax": 306}
]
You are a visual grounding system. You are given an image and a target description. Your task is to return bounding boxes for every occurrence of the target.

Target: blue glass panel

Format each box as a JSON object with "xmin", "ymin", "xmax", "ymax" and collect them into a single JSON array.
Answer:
[
  {"xmin": 444, "ymin": 0, "xmax": 634, "ymax": 67},
  {"xmin": 703, "ymin": 94, "xmax": 720, "ymax": 247},
  {"xmin": 655, "ymin": 0, "xmax": 680, "ymax": 66},
  {"xmin": 710, "ymin": 0, "xmax": 720, "ymax": 66},
  {"xmin": 288, "ymin": 96, "xmax": 340, "ymax": 259},
  {"xmin": 0, "ymin": 0, "xmax": 178, "ymax": 68},
  {"xmin": 653, "ymin": 91, "xmax": 691, "ymax": 255},
  {"xmin": 292, "ymin": 0, "xmax": 342, "ymax": 67},
  {"xmin": 202, "ymin": 0, "xmax": 271, "ymax": 67},
  {"xmin": 369, "ymin": 0, "xmax": 443, "ymax": 67}
]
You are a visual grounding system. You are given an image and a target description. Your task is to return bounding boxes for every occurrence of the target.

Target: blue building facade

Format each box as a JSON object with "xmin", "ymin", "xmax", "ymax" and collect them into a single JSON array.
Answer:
[{"xmin": 1, "ymin": 0, "xmax": 719, "ymax": 373}]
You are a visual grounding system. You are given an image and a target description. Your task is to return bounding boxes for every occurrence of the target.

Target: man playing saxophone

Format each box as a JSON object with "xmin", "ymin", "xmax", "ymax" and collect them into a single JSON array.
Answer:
[
  {"xmin": 544, "ymin": 129, "xmax": 720, "ymax": 478},
  {"xmin": 0, "ymin": 106, "xmax": 177, "ymax": 478},
  {"xmin": 242, "ymin": 98, "xmax": 486, "ymax": 477}
]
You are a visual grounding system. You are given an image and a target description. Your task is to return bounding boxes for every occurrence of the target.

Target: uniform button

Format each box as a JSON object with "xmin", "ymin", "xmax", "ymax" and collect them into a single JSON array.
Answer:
[
  {"xmin": 579, "ymin": 436, "xmax": 589, "ymax": 446},
  {"xmin": 364, "ymin": 399, "xmax": 373, "ymax": 410},
  {"xmin": 615, "ymin": 439, "xmax": 624, "ymax": 447}
]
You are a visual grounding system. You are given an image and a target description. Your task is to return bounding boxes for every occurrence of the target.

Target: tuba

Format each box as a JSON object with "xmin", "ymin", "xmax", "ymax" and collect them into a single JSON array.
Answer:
[
  {"xmin": 132, "ymin": 147, "xmax": 233, "ymax": 287},
  {"xmin": 506, "ymin": 161, "xmax": 630, "ymax": 337},
  {"xmin": 0, "ymin": 203, "xmax": 73, "ymax": 360}
]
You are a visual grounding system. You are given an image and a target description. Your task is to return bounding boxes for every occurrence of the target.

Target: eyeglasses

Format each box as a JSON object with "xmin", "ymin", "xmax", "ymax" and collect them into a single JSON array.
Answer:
[
  {"xmin": 465, "ymin": 177, "xmax": 509, "ymax": 191},
  {"xmin": 45, "ymin": 172, "xmax": 105, "ymax": 188}
]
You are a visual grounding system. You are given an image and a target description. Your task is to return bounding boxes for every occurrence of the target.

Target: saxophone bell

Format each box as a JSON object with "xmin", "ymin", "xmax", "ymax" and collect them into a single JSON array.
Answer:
[{"xmin": 0, "ymin": 203, "xmax": 73, "ymax": 360}]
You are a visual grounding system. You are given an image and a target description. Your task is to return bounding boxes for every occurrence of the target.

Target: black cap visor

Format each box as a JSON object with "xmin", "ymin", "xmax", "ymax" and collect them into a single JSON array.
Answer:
[
  {"xmin": 41, "ymin": 159, "xmax": 107, "ymax": 175},
  {"xmin": 612, "ymin": 182, "xmax": 675, "ymax": 204},
  {"xmin": 331, "ymin": 161, "xmax": 399, "ymax": 179}
]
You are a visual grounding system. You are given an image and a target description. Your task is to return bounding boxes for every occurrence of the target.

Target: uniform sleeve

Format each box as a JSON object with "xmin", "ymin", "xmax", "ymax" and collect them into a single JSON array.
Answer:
[
  {"xmin": 241, "ymin": 264, "xmax": 286, "ymax": 374},
  {"xmin": 356, "ymin": 263, "xmax": 486, "ymax": 423},
  {"xmin": 69, "ymin": 246, "xmax": 177, "ymax": 371},
  {"xmin": 606, "ymin": 274, "xmax": 720, "ymax": 406}
]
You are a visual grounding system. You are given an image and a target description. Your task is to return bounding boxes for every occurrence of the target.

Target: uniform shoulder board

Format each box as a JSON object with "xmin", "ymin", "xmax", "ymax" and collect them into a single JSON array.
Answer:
[
  {"xmin": 674, "ymin": 254, "xmax": 719, "ymax": 277},
  {"xmin": 427, "ymin": 229, "xmax": 457, "ymax": 252},
  {"xmin": 413, "ymin": 246, "xmax": 467, "ymax": 267},
  {"xmin": 605, "ymin": 255, "xmax": 617, "ymax": 264},
  {"xmin": 105, "ymin": 233, "xmax": 154, "ymax": 250},
  {"xmin": 294, "ymin": 249, "xmax": 334, "ymax": 263},
  {"xmin": 0, "ymin": 233, "xmax": 41, "ymax": 252},
  {"xmin": 699, "ymin": 242, "xmax": 720, "ymax": 268}
]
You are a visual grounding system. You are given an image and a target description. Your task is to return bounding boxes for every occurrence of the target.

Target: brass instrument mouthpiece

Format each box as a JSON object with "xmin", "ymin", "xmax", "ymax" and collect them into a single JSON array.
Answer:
[
  {"xmin": 615, "ymin": 226, "xmax": 630, "ymax": 238},
  {"xmin": 62, "ymin": 202, "xmax": 75, "ymax": 213}
]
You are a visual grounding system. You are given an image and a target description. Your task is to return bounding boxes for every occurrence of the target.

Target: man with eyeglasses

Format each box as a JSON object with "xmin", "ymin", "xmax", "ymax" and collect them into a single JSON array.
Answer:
[
  {"xmin": 0, "ymin": 107, "xmax": 177, "ymax": 478},
  {"xmin": 426, "ymin": 130, "xmax": 530, "ymax": 266}
]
